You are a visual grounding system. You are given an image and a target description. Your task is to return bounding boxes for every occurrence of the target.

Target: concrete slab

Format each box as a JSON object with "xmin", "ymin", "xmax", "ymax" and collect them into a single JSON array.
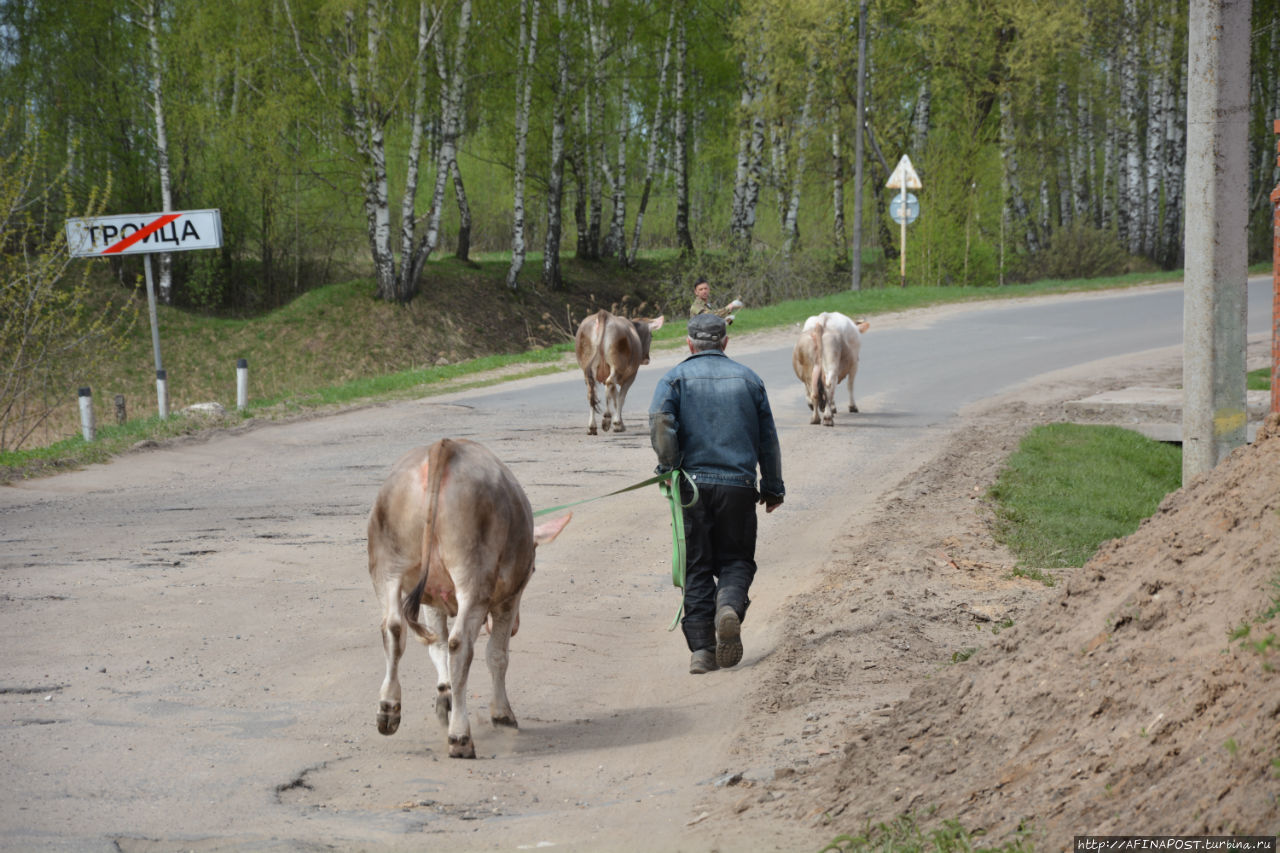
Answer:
[{"xmin": 1063, "ymin": 388, "xmax": 1269, "ymax": 444}]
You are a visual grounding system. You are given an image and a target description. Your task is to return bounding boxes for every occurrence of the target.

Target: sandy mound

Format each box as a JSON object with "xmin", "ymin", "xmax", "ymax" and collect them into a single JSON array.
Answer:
[{"xmin": 801, "ymin": 414, "xmax": 1280, "ymax": 843}]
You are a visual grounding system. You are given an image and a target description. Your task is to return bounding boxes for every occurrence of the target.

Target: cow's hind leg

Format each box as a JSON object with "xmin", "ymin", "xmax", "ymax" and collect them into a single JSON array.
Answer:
[
  {"xmin": 611, "ymin": 383, "xmax": 630, "ymax": 432},
  {"xmin": 376, "ymin": 584, "xmax": 405, "ymax": 735},
  {"xmin": 445, "ymin": 593, "xmax": 486, "ymax": 758},
  {"xmin": 485, "ymin": 594, "xmax": 523, "ymax": 728},
  {"xmin": 600, "ymin": 379, "xmax": 614, "ymax": 432},
  {"xmin": 422, "ymin": 605, "xmax": 452, "ymax": 728},
  {"xmin": 847, "ymin": 363, "xmax": 859, "ymax": 412}
]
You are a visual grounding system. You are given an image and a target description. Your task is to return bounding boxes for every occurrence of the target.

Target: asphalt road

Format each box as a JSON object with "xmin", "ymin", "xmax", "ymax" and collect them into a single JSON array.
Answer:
[{"xmin": 0, "ymin": 276, "xmax": 1271, "ymax": 852}]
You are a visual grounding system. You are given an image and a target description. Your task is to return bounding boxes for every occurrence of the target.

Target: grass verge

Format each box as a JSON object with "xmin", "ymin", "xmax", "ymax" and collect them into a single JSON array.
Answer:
[
  {"xmin": 820, "ymin": 814, "xmax": 1034, "ymax": 852},
  {"xmin": 986, "ymin": 423, "xmax": 1183, "ymax": 577}
]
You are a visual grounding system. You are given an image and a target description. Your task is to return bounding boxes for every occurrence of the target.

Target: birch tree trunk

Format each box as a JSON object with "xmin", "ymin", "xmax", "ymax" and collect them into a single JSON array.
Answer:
[
  {"xmin": 910, "ymin": 79, "xmax": 931, "ymax": 154},
  {"xmin": 729, "ymin": 48, "xmax": 766, "ymax": 252},
  {"xmin": 629, "ymin": 1, "xmax": 676, "ymax": 266},
  {"xmin": 1074, "ymin": 87, "xmax": 1092, "ymax": 222},
  {"xmin": 1057, "ymin": 82, "xmax": 1073, "ymax": 227},
  {"xmin": 1160, "ymin": 47, "xmax": 1187, "ymax": 268},
  {"xmin": 770, "ymin": 122, "xmax": 789, "ymax": 226},
  {"xmin": 396, "ymin": 2, "xmax": 433, "ymax": 300},
  {"xmin": 411, "ymin": 0, "xmax": 472, "ymax": 287},
  {"xmin": 343, "ymin": 6, "xmax": 398, "ymax": 302},
  {"xmin": 1144, "ymin": 25, "xmax": 1167, "ymax": 260},
  {"xmin": 672, "ymin": 10, "xmax": 693, "ymax": 255},
  {"xmin": 782, "ymin": 70, "xmax": 817, "ymax": 254},
  {"xmin": 582, "ymin": 0, "xmax": 608, "ymax": 260},
  {"xmin": 831, "ymin": 109, "xmax": 846, "ymax": 260},
  {"xmin": 601, "ymin": 39, "xmax": 630, "ymax": 259},
  {"xmin": 542, "ymin": 0, "xmax": 569, "ymax": 290},
  {"xmin": 850, "ymin": 0, "xmax": 867, "ymax": 288},
  {"xmin": 142, "ymin": 0, "xmax": 174, "ymax": 304},
  {"xmin": 451, "ymin": 157, "xmax": 471, "ymax": 261},
  {"xmin": 506, "ymin": 0, "xmax": 540, "ymax": 290},
  {"xmin": 1000, "ymin": 92, "xmax": 1039, "ymax": 253},
  {"xmin": 1102, "ymin": 53, "xmax": 1117, "ymax": 231},
  {"xmin": 1118, "ymin": 0, "xmax": 1141, "ymax": 254}
]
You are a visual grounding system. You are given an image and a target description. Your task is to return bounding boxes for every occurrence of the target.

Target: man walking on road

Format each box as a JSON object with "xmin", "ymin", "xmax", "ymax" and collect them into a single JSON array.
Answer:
[{"xmin": 648, "ymin": 313, "xmax": 785, "ymax": 675}]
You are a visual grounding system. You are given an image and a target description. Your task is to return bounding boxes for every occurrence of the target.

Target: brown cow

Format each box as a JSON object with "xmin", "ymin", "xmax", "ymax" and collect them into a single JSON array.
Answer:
[
  {"xmin": 575, "ymin": 309, "xmax": 665, "ymax": 434},
  {"xmin": 367, "ymin": 438, "xmax": 571, "ymax": 758},
  {"xmin": 792, "ymin": 312, "xmax": 870, "ymax": 426}
]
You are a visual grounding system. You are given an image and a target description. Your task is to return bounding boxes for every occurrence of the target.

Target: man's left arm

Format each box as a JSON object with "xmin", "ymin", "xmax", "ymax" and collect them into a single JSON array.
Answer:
[
  {"xmin": 649, "ymin": 379, "xmax": 683, "ymax": 473},
  {"xmin": 755, "ymin": 390, "xmax": 784, "ymax": 510}
]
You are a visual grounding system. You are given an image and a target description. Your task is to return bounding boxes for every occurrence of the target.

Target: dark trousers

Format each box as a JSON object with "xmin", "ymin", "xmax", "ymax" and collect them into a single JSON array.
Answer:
[{"xmin": 680, "ymin": 482, "xmax": 758, "ymax": 652}]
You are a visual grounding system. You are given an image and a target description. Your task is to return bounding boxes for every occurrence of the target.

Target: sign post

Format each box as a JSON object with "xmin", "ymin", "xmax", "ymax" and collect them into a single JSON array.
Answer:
[
  {"xmin": 66, "ymin": 209, "xmax": 222, "ymax": 418},
  {"xmin": 885, "ymin": 155, "xmax": 922, "ymax": 287}
]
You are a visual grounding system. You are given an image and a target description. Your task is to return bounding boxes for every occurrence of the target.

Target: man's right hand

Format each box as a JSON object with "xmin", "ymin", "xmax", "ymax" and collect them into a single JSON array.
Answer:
[{"xmin": 760, "ymin": 492, "xmax": 783, "ymax": 513}]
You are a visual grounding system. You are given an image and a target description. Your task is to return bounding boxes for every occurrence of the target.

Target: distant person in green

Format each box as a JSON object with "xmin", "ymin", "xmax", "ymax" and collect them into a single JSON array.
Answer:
[{"xmin": 689, "ymin": 277, "xmax": 744, "ymax": 324}]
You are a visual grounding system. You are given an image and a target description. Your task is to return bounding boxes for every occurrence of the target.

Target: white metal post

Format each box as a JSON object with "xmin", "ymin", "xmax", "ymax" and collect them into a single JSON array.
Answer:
[{"xmin": 78, "ymin": 387, "xmax": 94, "ymax": 442}]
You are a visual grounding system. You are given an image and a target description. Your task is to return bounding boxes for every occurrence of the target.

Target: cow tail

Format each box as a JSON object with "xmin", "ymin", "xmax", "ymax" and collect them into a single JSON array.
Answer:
[
  {"xmin": 807, "ymin": 322, "xmax": 827, "ymax": 412},
  {"xmin": 402, "ymin": 438, "xmax": 457, "ymax": 645},
  {"xmin": 588, "ymin": 309, "xmax": 609, "ymax": 413}
]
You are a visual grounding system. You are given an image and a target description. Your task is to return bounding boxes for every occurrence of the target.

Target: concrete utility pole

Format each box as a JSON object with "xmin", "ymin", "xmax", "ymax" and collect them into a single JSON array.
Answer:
[
  {"xmin": 1181, "ymin": 0, "xmax": 1252, "ymax": 483},
  {"xmin": 1271, "ymin": 119, "xmax": 1280, "ymax": 416}
]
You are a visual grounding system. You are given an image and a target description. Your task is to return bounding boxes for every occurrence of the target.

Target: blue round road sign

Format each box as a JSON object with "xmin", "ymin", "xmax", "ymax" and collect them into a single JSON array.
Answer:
[{"xmin": 890, "ymin": 192, "xmax": 920, "ymax": 225}]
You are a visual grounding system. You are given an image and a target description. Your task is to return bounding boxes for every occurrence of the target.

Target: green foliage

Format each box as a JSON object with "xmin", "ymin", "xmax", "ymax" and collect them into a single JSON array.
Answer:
[
  {"xmin": 821, "ymin": 813, "xmax": 1034, "ymax": 852},
  {"xmin": 986, "ymin": 424, "xmax": 1182, "ymax": 569},
  {"xmin": 1247, "ymin": 368, "xmax": 1271, "ymax": 392},
  {"xmin": 0, "ymin": 111, "xmax": 137, "ymax": 451},
  {"xmin": 1007, "ymin": 223, "xmax": 1129, "ymax": 284}
]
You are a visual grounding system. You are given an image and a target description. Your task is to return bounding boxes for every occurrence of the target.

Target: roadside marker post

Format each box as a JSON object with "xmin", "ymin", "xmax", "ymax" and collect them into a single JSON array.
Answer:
[
  {"xmin": 65, "ymin": 210, "xmax": 223, "ymax": 419},
  {"xmin": 885, "ymin": 155, "xmax": 922, "ymax": 287}
]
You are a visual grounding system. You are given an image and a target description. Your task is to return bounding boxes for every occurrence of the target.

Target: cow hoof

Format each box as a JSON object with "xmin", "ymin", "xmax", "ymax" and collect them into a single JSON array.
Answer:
[
  {"xmin": 612, "ymin": 422, "xmax": 625, "ymax": 432},
  {"xmin": 377, "ymin": 702, "xmax": 401, "ymax": 736},
  {"xmin": 849, "ymin": 404, "xmax": 859, "ymax": 413},
  {"xmin": 601, "ymin": 416, "xmax": 612, "ymax": 431},
  {"xmin": 588, "ymin": 425, "xmax": 597, "ymax": 435},
  {"xmin": 448, "ymin": 735, "xmax": 476, "ymax": 759},
  {"xmin": 492, "ymin": 713, "xmax": 519, "ymax": 729},
  {"xmin": 823, "ymin": 419, "xmax": 834, "ymax": 427},
  {"xmin": 434, "ymin": 693, "xmax": 451, "ymax": 727}
]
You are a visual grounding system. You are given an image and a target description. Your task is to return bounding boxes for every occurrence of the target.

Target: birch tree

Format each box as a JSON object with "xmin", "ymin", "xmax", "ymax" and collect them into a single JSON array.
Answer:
[
  {"xmin": 542, "ymin": 0, "xmax": 570, "ymax": 290},
  {"xmin": 505, "ymin": 0, "xmax": 540, "ymax": 290},
  {"xmin": 629, "ymin": 1, "xmax": 676, "ymax": 265},
  {"xmin": 138, "ymin": 0, "xmax": 175, "ymax": 304},
  {"xmin": 672, "ymin": 9, "xmax": 693, "ymax": 255}
]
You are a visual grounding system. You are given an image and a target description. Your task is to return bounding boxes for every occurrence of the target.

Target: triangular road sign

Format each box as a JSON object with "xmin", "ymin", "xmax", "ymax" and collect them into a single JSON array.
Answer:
[{"xmin": 885, "ymin": 154, "xmax": 922, "ymax": 190}]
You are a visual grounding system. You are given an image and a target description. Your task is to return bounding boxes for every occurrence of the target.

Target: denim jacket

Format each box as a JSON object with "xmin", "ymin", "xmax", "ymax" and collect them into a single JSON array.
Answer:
[{"xmin": 648, "ymin": 350, "xmax": 785, "ymax": 497}]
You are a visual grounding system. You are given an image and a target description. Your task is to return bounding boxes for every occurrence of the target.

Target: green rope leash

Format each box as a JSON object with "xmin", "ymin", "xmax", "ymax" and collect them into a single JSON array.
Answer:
[
  {"xmin": 658, "ymin": 470, "xmax": 698, "ymax": 631},
  {"xmin": 533, "ymin": 469, "xmax": 699, "ymax": 632}
]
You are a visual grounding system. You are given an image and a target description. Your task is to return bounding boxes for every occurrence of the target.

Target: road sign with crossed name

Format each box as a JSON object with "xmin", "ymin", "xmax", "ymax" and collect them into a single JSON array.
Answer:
[{"xmin": 65, "ymin": 209, "xmax": 223, "ymax": 258}]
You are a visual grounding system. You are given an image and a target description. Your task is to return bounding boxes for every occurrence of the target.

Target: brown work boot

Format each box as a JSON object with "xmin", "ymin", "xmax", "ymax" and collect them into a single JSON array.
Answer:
[
  {"xmin": 689, "ymin": 649, "xmax": 718, "ymax": 674},
  {"xmin": 715, "ymin": 605, "xmax": 743, "ymax": 668}
]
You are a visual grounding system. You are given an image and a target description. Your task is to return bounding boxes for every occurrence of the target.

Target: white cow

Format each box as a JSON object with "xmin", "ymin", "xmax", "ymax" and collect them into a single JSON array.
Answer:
[
  {"xmin": 792, "ymin": 312, "xmax": 870, "ymax": 426},
  {"xmin": 367, "ymin": 438, "xmax": 571, "ymax": 758},
  {"xmin": 575, "ymin": 309, "xmax": 665, "ymax": 434}
]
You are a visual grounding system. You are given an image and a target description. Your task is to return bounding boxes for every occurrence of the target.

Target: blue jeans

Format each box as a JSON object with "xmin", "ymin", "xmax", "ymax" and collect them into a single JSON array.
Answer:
[{"xmin": 680, "ymin": 482, "xmax": 757, "ymax": 652}]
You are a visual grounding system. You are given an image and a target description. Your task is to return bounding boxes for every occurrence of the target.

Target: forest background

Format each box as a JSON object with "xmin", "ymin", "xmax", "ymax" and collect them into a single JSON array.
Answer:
[{"xmin": 2, "ymin": 0, "xmax": 1279, "ymax": 450}]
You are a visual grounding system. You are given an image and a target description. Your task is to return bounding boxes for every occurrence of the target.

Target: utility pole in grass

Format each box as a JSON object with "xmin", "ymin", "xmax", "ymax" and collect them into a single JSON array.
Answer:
[
  {"xmin": 1271, "ymin": 118, "xmax": 1279, "ymax": 417},
  {"xmin": 1181, "ymin": 0, "xmax": 1251, "ymax": 483}
]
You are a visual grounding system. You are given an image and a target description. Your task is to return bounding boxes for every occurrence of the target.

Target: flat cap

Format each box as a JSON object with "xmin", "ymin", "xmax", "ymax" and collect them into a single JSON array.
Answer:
[{"xmin": 687, "ymin": 313, "xmax": 726, "ymax": 342}]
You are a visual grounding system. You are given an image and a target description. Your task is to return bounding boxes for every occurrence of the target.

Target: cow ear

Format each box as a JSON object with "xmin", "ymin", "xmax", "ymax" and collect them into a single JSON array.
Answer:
[
  {"xmin": 532, "ymin": 512, "xmax": 572, "ymax": 545},
  {"xmin": 649, "ymin": 315, "xmax": 664, "ymax": 332}
]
